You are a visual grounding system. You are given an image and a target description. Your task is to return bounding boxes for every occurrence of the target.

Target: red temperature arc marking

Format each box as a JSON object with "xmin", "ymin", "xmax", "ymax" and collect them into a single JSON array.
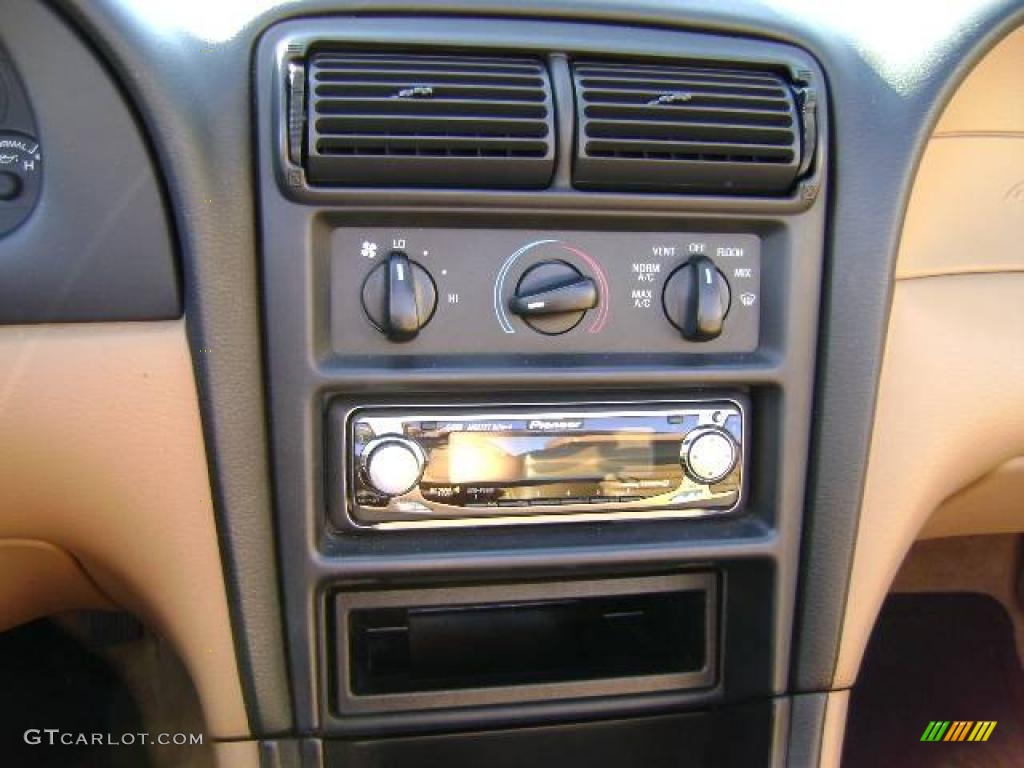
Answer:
[{"xmin": 559, "ymin": 244, "xmax": 611, "ymax": 333}]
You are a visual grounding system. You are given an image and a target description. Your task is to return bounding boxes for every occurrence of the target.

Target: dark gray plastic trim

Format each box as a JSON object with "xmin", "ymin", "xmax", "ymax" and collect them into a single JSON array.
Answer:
[
  {"xmin": 785, "ymin": 692, "xmax": 827, "ymax": 767},
  {"xmin": 0, "ymin": 40, "xmax": 42, "ymax": 239},
  {"xmin": 0, "ymin": 0, "xmax": 180, "ymax": 323},
  {"xmin": 257, "ymin": 19, "xmax": 828, "ymax": 743},
  {"xmin": 52, "ymin": 0, "xmax": 1024, "ymax": 751},
  {"xmin": 323, "ymin": 701, "xmax": 778, "ymax": 768},
  {"xmin": 305, "ymin": 51, "xmax": 556, "ymax": 189},
  {"xmin": 571, "ymin": 59, "xmax": 804, "ymax": 195},
  {"xmin": 53, "ymin": 0, "xmax": 292, "ymax": 735},
  {"xmin": 333, "ymin": 573, "xmax": 717, "ymax": 713},
  {"xmin": 267, "ymin": 19, "xmax": 825, "ymax": 211}
]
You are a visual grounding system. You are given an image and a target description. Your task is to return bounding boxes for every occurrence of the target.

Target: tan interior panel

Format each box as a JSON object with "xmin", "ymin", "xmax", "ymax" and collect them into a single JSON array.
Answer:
[
  {"xmin": 214, "ymin": 741, "xmax": 261, "ymax": 767},
  {"xmin": 895, "ymin": 136, "xmax": 1024, "ymax": 279},
  {"xmin": 835, "ymin": 275, "xmax": 1024, "ymax": 687},
  {"xmin": 933, "ymin": 25, "xmax": 1024, "ymax": 135},
  {"xmin": 896, "ymin": 23, "xmax": 1024, "ymax": 279},
  {"xmin": 835, "ymin": 22, "xmax": 1024, "ymax": 697},
  {"xmin": 919, "ymin": 457, "xmax": 1024, "ymax": 539},
  {"xmin": 0, "ymin": 539, "xmax": 115, "ymax": 632},
  {"xmin": 0, "ymin": 321, "xmax": 248, "ymax": 738},
  {"xmin": 818, "ymin": 690, "xmax": 849, "ymax": 768}
]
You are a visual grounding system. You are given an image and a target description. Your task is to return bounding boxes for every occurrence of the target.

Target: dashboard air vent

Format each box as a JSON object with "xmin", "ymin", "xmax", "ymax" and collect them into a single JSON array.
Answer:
[
  {"xmin": 305, "ymin": 52, "xmax": 555, "ymax": 188},
  {"xmin": 572, "ymin": 61, "xmax": 806, "ymax": 194}
]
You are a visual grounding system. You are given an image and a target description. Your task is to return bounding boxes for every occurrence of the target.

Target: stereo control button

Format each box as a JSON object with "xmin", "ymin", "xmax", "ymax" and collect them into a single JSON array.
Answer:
[
  {"xmin": 681, "ymin": 427, "xmax": 738, "ymax": 484},
  {"xmin": 362, "ymin": 436, "xmax": 426, "ymax": 497}
]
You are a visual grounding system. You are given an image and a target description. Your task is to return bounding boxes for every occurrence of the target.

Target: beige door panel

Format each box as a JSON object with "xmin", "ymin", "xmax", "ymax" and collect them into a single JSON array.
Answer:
[
  {"xmin": 896, "ymin": 136, "xmax": 1024, "ymax": 279},
  {"xmin": 835, "ymin": 275, "xmax": 1024, "ymax": 688},
  {"xmin": 818, "ymin": 690, "xmax": 849, "ymax": 768},
  {"xmin": 920, "ymin": 457, "xmax": 1024, "ymax": 539},
  {"xmin": 214, "ymin": 741, "xmax": 261, "ymax": 766},
  {"xmin": 835, "ymin": 21, "xmax": 1024, "ymax": 697},
  {"xmin": 897, "ymin": 24, "xmax": 1024, "ymax": 280},
  {"xmin": 0, "ymin": 539, "xmax": 115, "ymax": 631},
  {"xmin": 0, "ymin": 321, "xmax": 248, "ymax": 739},
  {"xmin": 933, "ymin": 25, "xmax": 1024, "ymax": 135}
]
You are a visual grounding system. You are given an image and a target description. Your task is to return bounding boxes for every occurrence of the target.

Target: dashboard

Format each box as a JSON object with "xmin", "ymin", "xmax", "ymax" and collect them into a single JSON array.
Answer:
[{"xmin": 0, "ymin": 1, "xmax": 1021, "ymax": 767}]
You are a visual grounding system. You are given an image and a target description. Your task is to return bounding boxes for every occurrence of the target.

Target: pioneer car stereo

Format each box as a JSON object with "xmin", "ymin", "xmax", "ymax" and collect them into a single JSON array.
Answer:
[{"xmin": 342, "ymin": 399, "xmax": 746, "ymax": 528}]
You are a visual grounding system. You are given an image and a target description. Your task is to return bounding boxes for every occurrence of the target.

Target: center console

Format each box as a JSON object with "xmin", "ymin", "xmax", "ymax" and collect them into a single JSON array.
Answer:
[{"xmin": 256, "ymin": 15, "xmax": 827, "ymax": 767}]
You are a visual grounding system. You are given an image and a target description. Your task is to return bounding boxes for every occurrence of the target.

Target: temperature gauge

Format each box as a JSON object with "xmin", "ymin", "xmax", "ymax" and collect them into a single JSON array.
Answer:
[{"xmin": 0, "ymin": 131, "xmax": 42, "ymax": 237}]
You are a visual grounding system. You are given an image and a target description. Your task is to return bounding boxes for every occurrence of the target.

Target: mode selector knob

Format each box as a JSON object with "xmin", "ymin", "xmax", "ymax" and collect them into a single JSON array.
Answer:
[
  {"xmin": 681, "ymin": 427, "xmax": 738, "ymax": 484},
  {"xmin": 361, "ymin": 436, "xmax": 426, "ymax": 497},
  {"xmin": 662, "ymin": 255, "xmax": 732, "ymax": 341}
]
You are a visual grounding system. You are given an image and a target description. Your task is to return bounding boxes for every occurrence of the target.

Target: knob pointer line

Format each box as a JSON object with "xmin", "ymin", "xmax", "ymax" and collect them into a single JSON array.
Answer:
[{"xmin": 494, "ymin": 239, "xmax": 558, "ymax": 334}]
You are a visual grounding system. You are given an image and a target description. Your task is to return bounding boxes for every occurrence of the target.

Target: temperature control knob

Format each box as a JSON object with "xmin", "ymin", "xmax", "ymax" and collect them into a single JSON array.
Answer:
[
  {"xmin": 361, "ymin": 250, "xmax": 437, "ymax": 342},
  {"xmin": 508, "ymin": 260, "xmax": 598, "ymax": 335},
  {"xmin": 681, "ymin": 427, "xmax": 738, "ymax": 484},
  {"xmin": 662, "ymin": 256, "xmax": 731, "ymax": 341},
  {"xmin": 361, "ymin": 436, "xmax": 426, "ymax": 497}
]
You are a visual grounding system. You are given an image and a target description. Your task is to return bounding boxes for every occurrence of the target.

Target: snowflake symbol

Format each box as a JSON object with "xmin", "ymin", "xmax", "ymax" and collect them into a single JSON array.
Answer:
[{"xmin": 360, "ymin": 241, "xmax": 378, "ymax": 259}]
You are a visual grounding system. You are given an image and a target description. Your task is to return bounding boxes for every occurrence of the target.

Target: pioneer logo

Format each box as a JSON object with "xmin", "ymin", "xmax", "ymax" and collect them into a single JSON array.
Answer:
[{"xmin": 527, "ymin": 419, "xmax": 584, "ymax": 431}]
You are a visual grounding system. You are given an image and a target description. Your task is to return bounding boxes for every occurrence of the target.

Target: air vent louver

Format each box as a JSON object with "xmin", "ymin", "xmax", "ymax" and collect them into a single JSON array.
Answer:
[
  {"xmin": 572, "ymin": 61, "xmax": 804, "ymax": 194},
  {"xmin": 306, "ymin": 52, "xmax": 555, "ymax": 188}
]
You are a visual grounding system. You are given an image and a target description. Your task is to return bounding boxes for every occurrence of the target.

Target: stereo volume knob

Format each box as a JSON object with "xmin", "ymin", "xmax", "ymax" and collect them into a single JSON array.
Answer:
[
  {"xmin": 681, "ymin": 427, "xmax": 738, "ymax": 484},
  {"xmin": 362, "ymin": 436, "xmax": 426, "ymax": 497}
]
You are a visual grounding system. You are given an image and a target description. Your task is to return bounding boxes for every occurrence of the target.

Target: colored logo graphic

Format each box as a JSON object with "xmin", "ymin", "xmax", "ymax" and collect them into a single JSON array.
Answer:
[{"xmin": 920, "ymin": 721, "xmax": 997, "ymax": 742}]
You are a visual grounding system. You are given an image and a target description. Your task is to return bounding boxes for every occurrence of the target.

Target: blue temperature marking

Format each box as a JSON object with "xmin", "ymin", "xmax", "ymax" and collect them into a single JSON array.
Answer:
[{"xmin": 493, "ymin": 239, "xmax": 559, "ymax": 334}]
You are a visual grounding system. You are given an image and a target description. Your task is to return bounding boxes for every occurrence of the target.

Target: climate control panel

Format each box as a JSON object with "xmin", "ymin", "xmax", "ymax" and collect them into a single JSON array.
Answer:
[{"xmin": 330, "ymin": 229, "xmax": 760, "ymax": 355}]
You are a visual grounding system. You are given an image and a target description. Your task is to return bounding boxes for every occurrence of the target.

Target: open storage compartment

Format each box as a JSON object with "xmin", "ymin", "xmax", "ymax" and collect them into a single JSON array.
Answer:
[{"xmin": 333, "ymin": 573, "xmax": 717, "ymax": 714}]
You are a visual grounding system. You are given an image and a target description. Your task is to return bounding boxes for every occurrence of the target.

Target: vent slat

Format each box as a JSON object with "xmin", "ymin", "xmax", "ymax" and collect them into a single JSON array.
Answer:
[
  {"xmin": 583, "ymin": 89, "xmax": 791, "ymax": 111},
  {"xmin": 578, "ymin": 78, "xmax": 787, "ymax": 98},
  {"xmin": 585, "ymin": 119, "xmax": 793, "ymax": 143},
  {"xmin": 318, "ymin": 136, "xmax": 549, "ymax": 157},
  {"xmin": 576, "ymin": 69, "xmax": 781, "ymax": 86},
  {"xmin": 585, "ymin": 138, "xmax": 794, "ymax": 161},
  {"xmin": 572, "ymin": 59, "xmax": 802, "ymax": 194},
  {"xmin": 315, "ymin": 115, "xmax": 549, "ymax": 138},
  {"xmin": 585, "ymin": 105, "xmax": 794, "ymax": 128},
  {"xmin": 306, "ymin": 52, "xmax": 554, "ymax": 188},
  {"xmin": 314, "ymin": 54, "xmax": 545, "ymax": 72},
  {"xmin": 315, "ymin": 83, "xmax": 547, "ymax": 101},
  {"xmin": 315, "ymin": 70, "xmax": 546, "ymax": 87},
  {"xmin": 315, "ymin": 99, "xmax": 548, "ymax": 118}
]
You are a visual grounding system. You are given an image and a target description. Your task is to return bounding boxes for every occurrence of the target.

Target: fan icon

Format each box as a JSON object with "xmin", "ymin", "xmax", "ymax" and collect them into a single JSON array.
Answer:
[{"xmin": 360, "ymin": 241, "xmax": 378, "ymax": 259}]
